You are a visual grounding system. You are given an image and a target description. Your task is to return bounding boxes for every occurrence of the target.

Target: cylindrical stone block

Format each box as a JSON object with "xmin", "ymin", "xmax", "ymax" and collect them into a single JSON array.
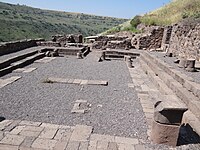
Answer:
[
  {"xmin": 178, "ymin": 58, "xmax": 186, "ymax": 68},
  {"xmin": 150, "ymin": 120, "xmax": 180, "ymax": 147},
  {"xmin": 127, "ymin": 60, "xmax": 133, "ymax": 68},
  {"xmin": 45, "ymin": 51, "xmax": 50, "ymax": 57},
  {"xmin": 77, "ymin": 52, "xmax": 83, "ymax": 59},
  {"xmin": 185, "ymin": 59, "xmax": 195, "ymax": 72},
  {"xmin": 101, "ymin": 52, "xmax": 106, "ymax": 60},
  {"xmin": 124, "ymin": 55, "xmax": 131, "ymax": 61}
]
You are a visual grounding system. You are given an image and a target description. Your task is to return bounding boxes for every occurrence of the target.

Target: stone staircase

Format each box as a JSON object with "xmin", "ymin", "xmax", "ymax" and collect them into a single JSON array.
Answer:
[
  {"xmin": 0, "ymin": 47, "xmax": 45, "ymax": 77},
  {"xmin": 103, "ymin": 49, "xmax": 140, "ymax": 60},
  {"xmin": 139, "ymin": 51, "xmax": 200, "ymax": 136}
]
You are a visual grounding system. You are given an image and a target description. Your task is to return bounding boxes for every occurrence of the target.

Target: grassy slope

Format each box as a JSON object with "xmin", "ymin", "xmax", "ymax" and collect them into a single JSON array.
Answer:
[
  {"xmin": 141, "ymin": 0, "xmax": 200, "ymax": 26},
  {"xmin": 104, "ymin": 0, "xmax": 200, "ymax": 34},
  {"xmin": 0, "ymin": 2, "xmax": 128, "ymax": 42}
]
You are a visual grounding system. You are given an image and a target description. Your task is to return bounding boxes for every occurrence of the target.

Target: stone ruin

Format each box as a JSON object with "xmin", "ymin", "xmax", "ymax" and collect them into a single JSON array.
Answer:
[
  {"xmin": 87, "ymin": 19, "xmax": 199, "ymax": 63},
  {"xmin": 37, "ymin": 34, "xmax": 83, "ymax": 47},
  {"xmin": 131, "ymin": 26, "xmax": 164, "ymax": 50},
  {"xmin": 90, "ymin": 32, "xmax": 134, "ymax": 50}
]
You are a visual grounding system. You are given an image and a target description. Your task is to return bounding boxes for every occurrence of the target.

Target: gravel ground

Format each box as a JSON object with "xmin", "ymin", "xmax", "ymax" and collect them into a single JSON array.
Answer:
[
  {"xmin": 0, "ymin": 46, "xmax": 41, "ymax": 61},
  {"xmin": 151, "ymin": 52, "xmax": 200, "ymax": 84},
  {"xmin": 1, "ymin": 51, "xmax": 199, "ymax": 149},
  {"xmin": 0, "ymin": 52, "xmax": 148, "ymax": 140}
]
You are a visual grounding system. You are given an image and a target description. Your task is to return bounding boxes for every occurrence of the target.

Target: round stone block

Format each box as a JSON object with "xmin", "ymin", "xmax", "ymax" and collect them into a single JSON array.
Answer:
[{"xmin": 150, "ymin": 120, "xmax": 180, "ymax": 147}]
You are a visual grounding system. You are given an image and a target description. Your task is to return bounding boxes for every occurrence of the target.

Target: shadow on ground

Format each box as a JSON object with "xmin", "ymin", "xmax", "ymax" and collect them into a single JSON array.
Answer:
[{"xmin": 177, "ymin": 123, "xmax": 200, "ymax": 146}]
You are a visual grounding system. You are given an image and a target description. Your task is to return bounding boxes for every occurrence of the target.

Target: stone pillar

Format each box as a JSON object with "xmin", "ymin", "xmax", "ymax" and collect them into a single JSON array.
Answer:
[
  {"xmin": 178, "ymin": 58, "xmax": 187, "ymax": 68},
  {"xmin": 125, "ymin": 56, "xmax": 133, "ymax": 68},
  {"xmin": 185, "ymin": 59, "xmax": 196, "ymax": 72},
  {"xmin": 77, "ymin": 52, "xmax": 83, "ymax": 59},
  {"xmin": 150, "ymin": 101, "xmax": 187, "ymax": 147},
  {"xmin": 101, "ymin": 51, "xmax": 106, "ymax": 60}
]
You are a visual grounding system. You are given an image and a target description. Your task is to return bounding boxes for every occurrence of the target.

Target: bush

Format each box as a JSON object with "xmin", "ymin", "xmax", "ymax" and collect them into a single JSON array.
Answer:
[
  {"xmin": 130, "ymin": 15, "xmax": 141, "ymax": 28},
  {"xmin": 122, "ymin": 26, "xmax": 142, "ymax": 33}
]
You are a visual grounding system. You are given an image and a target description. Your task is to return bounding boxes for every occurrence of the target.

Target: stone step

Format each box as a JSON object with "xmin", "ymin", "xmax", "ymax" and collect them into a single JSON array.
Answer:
[
  {"xmin": 0, "ymin": 66, "xmax": 16, "ymax": 77},
  {"xmin": 0, "ymin": 53, "xmax": 45, "ymax": 77},
  {"xmin": 11, "ymin": 53, "xmax": 45, "ymax": 68},
  {"xmin": 139, "ymin": 52, "xmax": 200, "ymax": 136},
  {"xmin": 0, "ymin": 50, "xmax": 38, "ymax": 69},
  {"xmin": 140, "ymin": 54, "xmax": 200, "ymax": 117},
  {"xmin": 142, "ymin": 52, "xmax": 200, "ymax": 99}
]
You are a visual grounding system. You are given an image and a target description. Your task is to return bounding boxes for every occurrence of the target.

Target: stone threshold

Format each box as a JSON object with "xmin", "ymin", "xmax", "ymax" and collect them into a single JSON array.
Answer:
[
  {"xmin": 0, "ymin": 76, "xmax": 21, "ymax": 89},
  {"xmin": 44, "ymin": 77, "xmax": 108, "ymax": 86}
]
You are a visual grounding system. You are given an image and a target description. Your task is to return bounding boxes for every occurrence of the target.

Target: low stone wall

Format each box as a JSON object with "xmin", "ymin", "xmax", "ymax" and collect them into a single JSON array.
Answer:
[
  {"xmin": 92, "ymin": 35, "xmax": 133, "ymax": 50},
  {"xmin": 132, "ymin": 19, "xmax": 199, "ymax": 60},
  {"xmin": 52, "ymin": 34, "xmax": 83, "ymax": 47},
  {"xmin": 168, "ymin": 20, "xmax": 200, "ymax": 60},
  {"xmin": 131, "ymin": 26, "xmax": 164, "ymax": 50},
  {"xmin": 36, "ymin": 41, "xmax": 61, "ymax": 47},
  {"xmin": 0, "ymin": 39, "xmax": 44, "ymax": 56}
]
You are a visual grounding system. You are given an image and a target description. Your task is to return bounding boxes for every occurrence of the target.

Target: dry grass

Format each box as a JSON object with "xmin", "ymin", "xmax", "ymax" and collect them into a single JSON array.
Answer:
[{"xmin": 140, "ymin": 0, "xmax": 200, "ymax": 26}]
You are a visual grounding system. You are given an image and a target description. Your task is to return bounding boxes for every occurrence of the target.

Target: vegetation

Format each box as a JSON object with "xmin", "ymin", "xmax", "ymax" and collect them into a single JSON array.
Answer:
[
  {"xmin": 102, "ymin": 20, "xmax": 141, "ymax": 35},
  {"xmin": 0, "ymin": 2, "xmax": 128, "ymax": 42},
  {"xmin": 140, "ymin": 0, "xmax": 200, "ymax": 26},
  {"xmin": 103, "ymin": 0, "xmax": 200, "ymax": 34}
]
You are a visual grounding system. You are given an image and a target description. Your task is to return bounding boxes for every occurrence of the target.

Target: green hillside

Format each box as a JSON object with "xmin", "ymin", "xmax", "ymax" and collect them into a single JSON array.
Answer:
[
  {"xmin": 104, "ymin": 0, "xmax": 200, "ymax": 34},
  {"xmin": 0, "ymin": 2, "xmax": 128, "ymax": 42}
]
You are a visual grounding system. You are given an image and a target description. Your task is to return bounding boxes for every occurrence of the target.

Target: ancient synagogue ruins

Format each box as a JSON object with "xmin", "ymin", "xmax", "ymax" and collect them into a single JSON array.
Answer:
[{"xmin": 0, "ymin": 20, "xmax": 200, "ymax": 150}]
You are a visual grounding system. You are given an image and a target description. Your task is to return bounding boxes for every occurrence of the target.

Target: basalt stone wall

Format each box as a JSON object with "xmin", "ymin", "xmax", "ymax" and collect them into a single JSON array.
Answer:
[
  {"xmin": 52, "ymin": 34, "xmax": 83, "ymax": 47},
  {"xmin": 37, "ymin": 41, "xmax": 61, "ymax": 47},
  {"xmin": 168, "ymin": 20, "xmax": 200, "ymax": 60},
  {"xmin": 131, "ymin": 26, "xmax": 164, "ymax": 50},
  {"xmin": 92, "ymin": 35, "xmax": 133, "ymax": 50},
  {"xmin": 0, "ymin": 39, "xmax": 44, "ymax": 56},
  {"xmin": 161, "ymin": 26, "xmax": 173, "ymax": 51}
]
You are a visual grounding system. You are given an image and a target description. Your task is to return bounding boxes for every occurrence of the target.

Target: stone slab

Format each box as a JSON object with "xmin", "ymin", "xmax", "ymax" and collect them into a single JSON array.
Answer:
[
  {"xmin": 65, "ymin": 141, "xmax": 80, "ymax": 150},
  {"xmin": 79, "ymin": 142, "xmax": 89, "ymax": 150},
  {"xmin": 118, "ymin": 143, "xmax": 135, "ymax": 150},
  {"xmin": 31, "ymin": 138, "xmax": 57, "ymax": 150},
  {"xmin": 4, "ymin": 120, "xmax": 21, "ymax": 132},
  {"xmin": 19, "ymin": 121, "xmax": 42, "ymax": 127},
  {"xmin": 20, "ymin": 136, "xmax": 36, "ymax": 148},
  {"xmin": 0, "ymin": 144, "xmax": 19, "ymax": 150},
  {"xmin": 14, "ymin": 68, "xmax": 36, "ymax": 73},
  {"xmin": 34, "ymin": 57, "xmax": 56, "ymax": 63},
  {"xmin": 54, "ymin": 129, "xmax": 72, "ymax": 141},
  {"xmin": 39, "ymin": 127, "xmax": 58, "ymax": 139},
  {"xmin": 107, "ymin": 142, "xmax": 118, "ymax": 150},
  {"xmin": 0, "ymin": 134, "xmax": 25, "ymax": 146},
  {"xmin": 40, "ymin": 123, "xmax": 59, "ymax": 129},
  {"xmin": 0, "ymin": 132, "xmax": 4, "ymax": 141},
  {"xmin": 90, "ymin": 134, "xmax": 115, "ymax": 142},
  {"xmin": 70, "ymin": 125, "xmax": 93, "ymax": 142},
  {"xmin": 10, "ymin": 125, "xmax": 26, "ymax": 135},
  {"xmin": 0, "ymin": 76, "xmax": 21, "ymax": 88},
  {"xmin": 97, "ymin": 140, "xmax": 108, "ymax": 149},
  {"xmin": 115, "ymin": 136, "xmax": 138, "ymax": 145},
  {"xmin": 0, "ymin": 120, "xmax": 13, "ymax": 131}
]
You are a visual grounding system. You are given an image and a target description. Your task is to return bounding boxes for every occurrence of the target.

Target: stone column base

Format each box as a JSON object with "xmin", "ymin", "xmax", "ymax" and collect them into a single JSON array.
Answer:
[{"xmin": 150, "ymin": 120, "xmax": 180, "ymax": 147}]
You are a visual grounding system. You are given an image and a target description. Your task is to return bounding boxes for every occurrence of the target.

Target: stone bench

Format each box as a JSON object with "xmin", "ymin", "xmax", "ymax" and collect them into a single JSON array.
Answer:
[{"xmin": 140, "ymin": 52, "xmax": 200, "ymax": 136}]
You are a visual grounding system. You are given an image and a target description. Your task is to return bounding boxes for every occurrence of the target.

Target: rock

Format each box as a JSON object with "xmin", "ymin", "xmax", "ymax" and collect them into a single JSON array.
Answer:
[{"xmin": 185, "ymin": 59, "xmax": 196, "ymax": 72}]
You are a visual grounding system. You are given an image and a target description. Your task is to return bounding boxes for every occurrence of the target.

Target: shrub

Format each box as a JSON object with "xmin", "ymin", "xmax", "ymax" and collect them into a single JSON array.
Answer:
[{"xmin": 130, "ymin": 15, "xmax": 141, "ymax": 28}]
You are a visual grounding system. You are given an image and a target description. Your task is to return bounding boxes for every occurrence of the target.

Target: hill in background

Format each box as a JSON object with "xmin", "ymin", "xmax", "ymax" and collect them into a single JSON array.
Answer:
[
  {"xmin": 0, "ymin": 2, "xmax": 128, "ymax": 42},
  {"xmin": 103, "ymin": 0, "xmax": 200, "ymax": 35}
]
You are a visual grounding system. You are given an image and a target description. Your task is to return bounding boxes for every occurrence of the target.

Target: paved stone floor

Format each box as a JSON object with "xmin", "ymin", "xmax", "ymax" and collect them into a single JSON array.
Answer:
[
  {"xmin": 1, "ymin": 51, "xmax": 200, "ymax": 149},
  {"xmin": 0, "ymin": 119, "xmax": 144, "ymax": 150}
]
